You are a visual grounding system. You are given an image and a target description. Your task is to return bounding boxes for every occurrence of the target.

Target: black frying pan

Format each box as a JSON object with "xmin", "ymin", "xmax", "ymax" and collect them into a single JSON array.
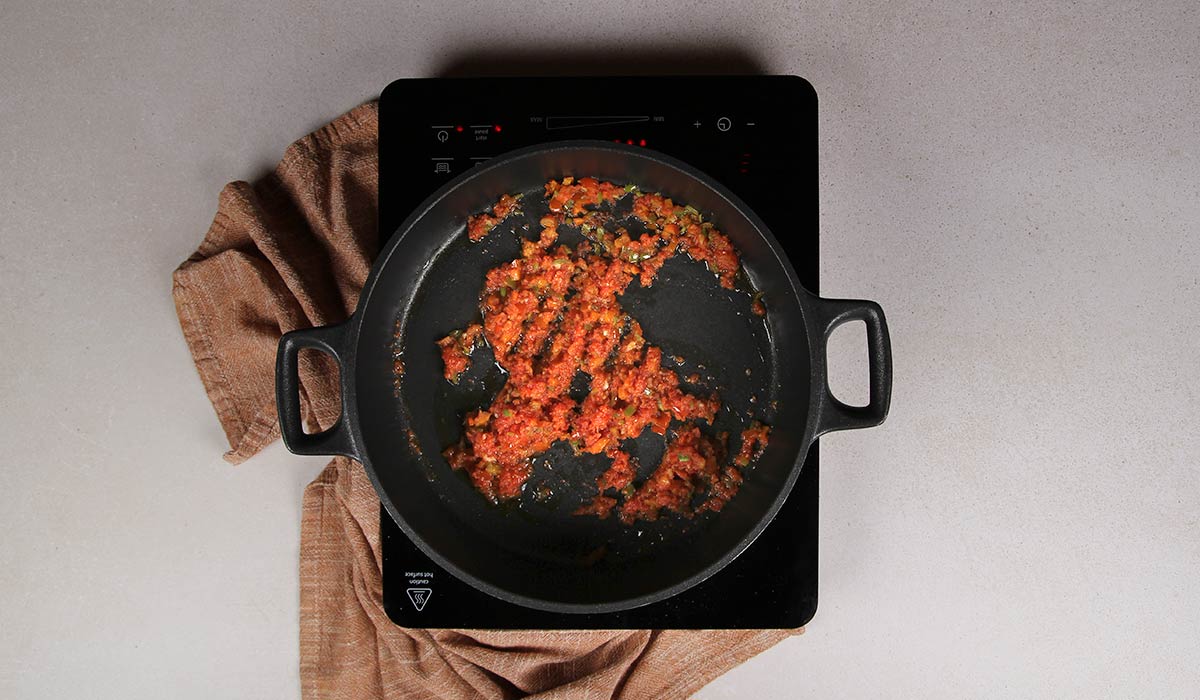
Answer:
[{"xmin": 276, "ymin": 141, "xmax": 891, "ymax": 613}]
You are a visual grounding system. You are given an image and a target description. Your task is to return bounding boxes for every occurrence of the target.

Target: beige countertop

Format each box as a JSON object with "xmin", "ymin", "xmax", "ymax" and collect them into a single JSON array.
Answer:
[{"xmin": 2, "ymin": 2, "xmax": 1197, "ymax": 697}]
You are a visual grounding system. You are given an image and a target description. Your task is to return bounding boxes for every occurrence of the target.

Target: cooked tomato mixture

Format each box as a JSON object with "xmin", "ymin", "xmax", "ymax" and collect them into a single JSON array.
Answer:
[
  {"xmin": 439, "ymin": 177, "xmax": 771, "ymax": 522},
  {"xmin": 436, "ymin": 324, "xmax": 483, "ymax": 383},
  {"xmin": 466, "ymin": 193, "xmax": 522, "ymax": 242}
]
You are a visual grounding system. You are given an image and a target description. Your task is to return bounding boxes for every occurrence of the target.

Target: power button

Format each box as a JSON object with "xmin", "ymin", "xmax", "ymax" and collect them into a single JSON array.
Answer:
[{"xmin": 716, "ymin": 116, "xmax": 732, "ymax": 132}]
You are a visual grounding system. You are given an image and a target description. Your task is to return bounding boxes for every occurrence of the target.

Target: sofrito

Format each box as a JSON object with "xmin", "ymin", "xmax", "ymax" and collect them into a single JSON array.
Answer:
[{"xmin": 439, "ymin": 177, "xmax": 770, "ymax": 523}]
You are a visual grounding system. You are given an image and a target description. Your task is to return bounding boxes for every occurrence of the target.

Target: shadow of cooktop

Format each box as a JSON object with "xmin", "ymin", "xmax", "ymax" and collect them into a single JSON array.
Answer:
[{"xmin": 432, "ymin": 46, "xmax": 767, "ymax": 78}]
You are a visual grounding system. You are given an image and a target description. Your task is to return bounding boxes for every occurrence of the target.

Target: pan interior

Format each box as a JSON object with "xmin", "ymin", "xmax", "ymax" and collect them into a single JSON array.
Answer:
[{"xmin": 354, "ymin": 145, "xmax": 812, "ymax": 608}]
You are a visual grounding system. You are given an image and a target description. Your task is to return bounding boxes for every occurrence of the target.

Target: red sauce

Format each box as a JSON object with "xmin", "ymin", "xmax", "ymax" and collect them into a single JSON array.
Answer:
[
  {"xmin": 436, "ymin": 324, "xmax": 482, "ymax": 383},
  {"xmin": 466, "ymin": 193, "xmax": 522, "ymax": 242},
  {"xmin": 618, "ymin": 426, "xmax": 722, "ymax": 523},
  {"xmin": 734, "ymin": 421, "xmax": 771, "ymax": 468},
  {"xmin": 444, "ymin": 178, "xmax": 771, "ymax": 519}
]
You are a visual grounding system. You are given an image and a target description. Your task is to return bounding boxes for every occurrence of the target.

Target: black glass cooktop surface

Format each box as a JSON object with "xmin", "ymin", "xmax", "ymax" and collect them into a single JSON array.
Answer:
[{"xmin": 378, "ymin": 75, "xmax": 817, "ymax": 629}]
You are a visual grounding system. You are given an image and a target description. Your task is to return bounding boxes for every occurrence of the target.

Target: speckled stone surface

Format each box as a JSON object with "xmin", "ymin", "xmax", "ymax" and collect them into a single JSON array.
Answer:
[{"xmin": 2, "ymin": 2, "xmax": 1197, "ymax": 697}]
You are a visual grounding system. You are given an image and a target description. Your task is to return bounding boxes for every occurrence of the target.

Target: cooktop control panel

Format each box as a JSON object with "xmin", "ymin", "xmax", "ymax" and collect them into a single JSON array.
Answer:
[{"xmin": 379, "ymin": 76, "xmax": 819, "ymax": 629}]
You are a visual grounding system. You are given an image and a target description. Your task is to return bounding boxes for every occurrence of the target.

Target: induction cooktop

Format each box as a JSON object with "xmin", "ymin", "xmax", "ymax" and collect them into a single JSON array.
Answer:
[{"xmin": 378, "ymin": 75, "xmax": 818, "ymax": 629}]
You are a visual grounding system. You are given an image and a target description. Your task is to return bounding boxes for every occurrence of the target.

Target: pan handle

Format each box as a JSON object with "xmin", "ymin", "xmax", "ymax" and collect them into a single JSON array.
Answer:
[
  {"xmin": 811, "ymin": 298, "xmax": 892, "ymax": 437},
  {"xmin": 275, "ymin": 321, "xmax": 359, "ymax": 459}
]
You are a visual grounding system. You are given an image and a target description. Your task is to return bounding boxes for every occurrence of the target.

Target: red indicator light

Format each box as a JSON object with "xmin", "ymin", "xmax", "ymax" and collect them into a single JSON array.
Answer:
[
  {"xmin": 639, "ymin": 139, "xmax": 646, "ymax": 146},
  {"xmin": 455, "ymin": 126, "xmax": 463, "ymax": 132},
  {"xmin": 494, "ymin": 125, "xmax": 502, "ymax": 133},
  {"xmin": 626, "ymin": 139, "xmax": 633, "ymax": 145}
]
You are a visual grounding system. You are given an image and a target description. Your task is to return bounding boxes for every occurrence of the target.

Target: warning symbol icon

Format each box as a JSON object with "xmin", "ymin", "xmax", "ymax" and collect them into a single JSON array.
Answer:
[{"xmin": 406, "ymin": 588, "xmax": 432, "ymax": 611}]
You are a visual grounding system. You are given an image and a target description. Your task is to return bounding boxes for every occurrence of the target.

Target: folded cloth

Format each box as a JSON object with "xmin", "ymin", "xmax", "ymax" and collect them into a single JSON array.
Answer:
[{"xmin": 173, "ymin": 101, "xmax": 801, "ymax": 700}]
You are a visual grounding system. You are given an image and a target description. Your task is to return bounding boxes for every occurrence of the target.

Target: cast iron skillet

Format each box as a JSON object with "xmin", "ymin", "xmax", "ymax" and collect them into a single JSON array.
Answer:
[{"xmin": 275, "ymin": 141, "xmax": 892, "ymax": 614}]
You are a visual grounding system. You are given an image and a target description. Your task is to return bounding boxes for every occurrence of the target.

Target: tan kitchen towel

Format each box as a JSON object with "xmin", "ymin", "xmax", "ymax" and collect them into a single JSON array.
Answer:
[{"xmin": 173, "ymin": 101, "xmax": 800, "ymax": 700}]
